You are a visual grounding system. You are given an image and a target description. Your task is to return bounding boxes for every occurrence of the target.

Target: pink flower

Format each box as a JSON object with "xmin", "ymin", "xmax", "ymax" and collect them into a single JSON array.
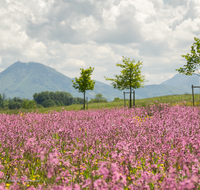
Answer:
[
  {"xmin": 81, "ymin": 178, "xmax": 91, "ymax": 188},
  {"xmin": 0, "ymin": 186, "xmax": 5, "ymax": 190},
  {"xmin": 190, "ymin": 175, "xmax": 198, "ymax": 183},
  {"xmin": 48, "ymin": 152, "xmax": 59, "ymax": 165},
  {"xmin": 26, "ymin": 138, "xmax": 35, "ymax": 147},
  {"xmin": 27, "ymin": 186, "xmax": 37, "ymax": 190},
  {"xmin": 112, "ymin": 172, "xmax": 121, "ymax": 182},
  {"xmin": 0, "ymin": 171, "xmax": 4, "ymax": 178},
  {"xmin": 55, "ymin": 177, "xmax": 61, "ymax": 182},
  {"xmin": 40, "ymin": 152, "xmax": 46, "ymax": 161},
  {"xmin": 179, "ymin": 179, "xmax": 195, "ymax": 189},
  {"xmin": 98, "ymin": 162, "xmax": 110, "ymax": 180},
  {"xmin": 47, "ymin": 168, "xmax": 54, "ymax": 178},
  {"xmin": 183, "ymin": 165, "xmax": 190, "ymax": 177},
  {"xmin": 93, "ymin": 178, "xmax": 103, "ymax": 188}
]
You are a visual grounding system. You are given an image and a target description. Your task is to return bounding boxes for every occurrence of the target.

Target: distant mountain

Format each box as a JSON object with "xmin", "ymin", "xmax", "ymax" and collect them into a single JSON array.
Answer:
[
  {"xmin": 0, "ymin": 61, "xmax": 198, "ymax": 102},
  {"xmin": 161, "ymin": 73, "xmax": 200, "ymax": 94},
  {"xmin": 0, "ymin": 61, "xmax": 127, "ymax": 101},
  {"xmin": 134, "ymin": 84, "xmax": 187, "ymax": 99}
]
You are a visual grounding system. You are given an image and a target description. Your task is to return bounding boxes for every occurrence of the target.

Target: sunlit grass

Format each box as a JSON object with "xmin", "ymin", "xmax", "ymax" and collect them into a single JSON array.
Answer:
[{"xmin": 0, "ymin": 93, "xmax": 199, "ymax": 115}]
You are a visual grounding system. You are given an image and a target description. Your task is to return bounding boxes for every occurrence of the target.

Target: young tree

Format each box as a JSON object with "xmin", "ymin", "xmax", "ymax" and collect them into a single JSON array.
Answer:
[
  {"xmin": 72, "ymin": 67, "xmax": 95, "ymax": 110},
  {"xmin": 176, "ymin": 37, "xmax": 200, "ymax": 75},
  {"xmin": 104, "ymin": 56, "xmax": 148, "ymax": 109}
]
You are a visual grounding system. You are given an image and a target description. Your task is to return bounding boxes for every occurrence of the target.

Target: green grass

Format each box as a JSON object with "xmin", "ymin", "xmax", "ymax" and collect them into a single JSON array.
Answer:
[{"xmin": 0, "ymin": 93, "xmax": 200, "ymax": 115}]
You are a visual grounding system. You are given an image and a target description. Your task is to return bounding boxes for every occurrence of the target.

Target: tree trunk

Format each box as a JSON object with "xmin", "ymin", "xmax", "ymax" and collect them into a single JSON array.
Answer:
[
  {"xmin": 130, "ymin": 85, "xmax": 132, "ymax": 109},
  {"xmin": 84, "ymin": 91, "xmax": 85, "ymax": 110}
]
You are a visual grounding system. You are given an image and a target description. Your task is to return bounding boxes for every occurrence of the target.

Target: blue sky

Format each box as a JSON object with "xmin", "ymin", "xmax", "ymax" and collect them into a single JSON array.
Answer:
[{"xmin": 0, "ymin": 0, "xmax": 200, "ymax": 86}]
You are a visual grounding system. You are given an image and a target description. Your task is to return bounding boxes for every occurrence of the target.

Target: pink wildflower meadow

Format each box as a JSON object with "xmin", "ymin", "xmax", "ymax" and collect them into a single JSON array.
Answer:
[{"xmin": 0, "ymin": 103, "xmax": 199, "ymax": 189}]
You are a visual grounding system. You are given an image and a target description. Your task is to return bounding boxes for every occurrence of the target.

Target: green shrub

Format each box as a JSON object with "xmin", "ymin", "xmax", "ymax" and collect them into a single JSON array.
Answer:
[
  {"xmin": 22, "ymin": 100, "xmax": 36, "ymax": 109},
  {"xmin": 41, "ymin": 99, "xmax": 56, "ymax": 108},
  {"xmin": 8, "ymin": 101, "xmax": 21, "ymax": 109},
  {"xmin": 113, "ymin": 97, "xmax": 122, "ymax": 102},
  {"xmin": 36, "ymin": 104, "xmax": 44, "ymax": 108}
]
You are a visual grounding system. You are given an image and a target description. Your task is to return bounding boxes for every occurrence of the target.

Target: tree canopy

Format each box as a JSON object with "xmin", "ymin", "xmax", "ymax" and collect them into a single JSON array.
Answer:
[
  {"xmin": 72, "ymin": 67, "xmax": 95, "ymax": 110},
  {"xmin": 104, "ymin": 56, "xmax": 147, "ymax": 108},
  {"xmin": 176, "ymin": 37, "xmax": 200, "ymax": 75},
  {"xmin": 89, "ymin": 93, "xmax": 107, "ymax": 103},
  {"xmin": 33, "ymin": 91, "xmax": 84, "ymax": 108}
]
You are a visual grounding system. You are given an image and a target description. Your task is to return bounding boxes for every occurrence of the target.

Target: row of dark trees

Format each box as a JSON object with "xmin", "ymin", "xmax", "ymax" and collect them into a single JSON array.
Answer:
[
  {"xmin": 0, "ymin": 91, "xmax": 114, "ymax": 110},
  {"xmin": 33, "ymin": 91, "xmax": 85, "ymax": 108},
  {"xmin": 0, "ymin": 93, "xmax": 36, "ymax": 110}
]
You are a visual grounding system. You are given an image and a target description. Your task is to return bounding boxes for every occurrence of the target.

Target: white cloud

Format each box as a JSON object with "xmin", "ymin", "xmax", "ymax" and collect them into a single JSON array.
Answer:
[
  {"xmin": 0, "ymin": 0, "xmax": 200, "ymax": 87},
  {"xmin": 23, "ymin": 41, "xmax": 47, "ymax": 58},
  {"xmin": 70, "ymin": 15, "xmax": 100, "ymax": 36}
]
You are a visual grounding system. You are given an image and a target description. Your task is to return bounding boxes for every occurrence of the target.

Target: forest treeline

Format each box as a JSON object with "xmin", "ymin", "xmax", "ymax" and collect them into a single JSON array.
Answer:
[{"xmin": 0, "ymin": 91, "xmax": 122, "ymax": 110}]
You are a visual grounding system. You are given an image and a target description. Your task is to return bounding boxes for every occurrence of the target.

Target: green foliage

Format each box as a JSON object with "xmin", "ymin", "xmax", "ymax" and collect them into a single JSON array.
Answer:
[
  {"xmin": 0, "ymin": 91, "xmax": 86, "ymax": 110},
  {"xmin": 112, "ymin": 97, "xmax": 122, "ymax": 102},
  {"xmin": 54, "ymin": 100, "xmax": 64, "ymax": 106},
  {"xmin": 33, "ymin": 91, "xmax": 50, "ymax": 104},
  {"xmin": 89, "ymin": 93, "xmax": 108, "ymax": 103},
  {"xmin": 2, "ymin": 93, "xmax": 6, "ymax": 101},
  {"xmin": 8, "ymin": 100, "xmax": 21, "ymax": 109},
  {"xmin": 8, "ymin": 96, "xmax": 24, "ymax": 109},
  {"xmin": 13, "ymin": 97, "xmax": 23, "ymax": 103},
  {"xmin": 104, "ymin": 56, "xmax": 147, "ymax": 108},
  {"xmin": 104, "ymin": 56, "xmax": 147, "ymax": 90},
  {"xmin": 2, "ymin": 100, "xmax": 9, "ymax": 109},
  {"xmin": 73, "ymin": 97, "xmax": 85, "ymax": 104},
  {"xmin": 33, "ymin": 91, "xmax": 79, "ymax": 107},
  {"xmin": 176, "ymin": 37, "xmax": 200, "ymax": 75},
  {"xmin": 41, "ymin": 99, "xmax": 56, "ymax": 108},
  {"xmin": 0, "ymin": 94, "xmax": 4, "ymax": 108},
  {"xmin": 72, "ymin": 67, "xmax": 95, "ymax": 109},
  {"xmin": 80, "ymin": 106, "xmax": 85, "ymax": 110},
  {"xmin": 0, "ymin": 93, "xmax": 200, "ymax": 115},
  {"xmin": 22, "ymin": 100, "xmax": 36, "ymax": 109},
  {"xmin": 36, "ymin": 104, "xmax": 44, "ymax": 108}
]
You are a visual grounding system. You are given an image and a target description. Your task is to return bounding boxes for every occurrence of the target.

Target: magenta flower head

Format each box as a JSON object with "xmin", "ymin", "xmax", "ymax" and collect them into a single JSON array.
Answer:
[
  {"xmin": 39, "ymin": 151, "xmax": 46, "ymax": 161},
  {"xmin": 48, "ymin": 153, "xmax": 59, "ymax": 165},
  {"xmin": 98, "ymin": 161, "xmax": 110, "ymax": 180},
  {"xmin": 72, "ymin": 184, "xmax": 81, "ymax": 190},
  {"xmin": 190, "ymin": 175, "xmax": 198, "ymax": 183},
  {"xmin": 25, "ymin": 137, "xmax": 35, "ymax": 148},
  {"xmin": 47, "ymin": 168, "xmax": 54, "ymax": 178},
  {"xmin": 110, "ymin": 163, "xmax": 119, "ymax": 173},
  {"xmin": 0, "ymin": 186, "xmax": 6, "ymax": 190},
  {"xmin": 0, "ymin": 171, "xmax": 4, "ymax": 178}
]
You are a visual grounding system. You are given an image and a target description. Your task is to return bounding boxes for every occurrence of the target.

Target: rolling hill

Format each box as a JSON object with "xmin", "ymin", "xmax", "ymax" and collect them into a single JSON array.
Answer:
[
  {"xmin": 0, "ymin": 61, "xmax": 198, "ymax": 102},
  {"xmin": 161, "ymin": 73, "xmax": 200, "ymax": 93}
]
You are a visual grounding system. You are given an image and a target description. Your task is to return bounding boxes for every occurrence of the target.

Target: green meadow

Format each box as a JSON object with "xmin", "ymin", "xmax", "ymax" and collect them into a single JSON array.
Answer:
[{"xmin": 0, "ymin": 93, "xmax": 200, "ymax": 115}]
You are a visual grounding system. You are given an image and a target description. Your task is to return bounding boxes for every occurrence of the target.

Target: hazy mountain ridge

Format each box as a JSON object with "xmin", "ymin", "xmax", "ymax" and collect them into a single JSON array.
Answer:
[
  {"xmin": 161, "ymin": 73, "xmax": 200, "ymax": 93},
  {"xmin": 0, "ymin": 61, "xmax": 198, "ymax": 102},
  {"xmin": 0, "ymin": 61, "xmax": 127, "ymax": 101}
]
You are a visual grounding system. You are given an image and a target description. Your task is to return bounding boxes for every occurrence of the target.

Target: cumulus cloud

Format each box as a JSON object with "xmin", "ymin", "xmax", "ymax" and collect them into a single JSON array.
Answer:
[{"xmin": 0, "ymin": 0, "xmax": 200, "ymax": 86}]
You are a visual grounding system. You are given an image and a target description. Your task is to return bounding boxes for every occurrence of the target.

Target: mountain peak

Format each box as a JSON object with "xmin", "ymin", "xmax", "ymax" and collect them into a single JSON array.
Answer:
[{"xmin": 0, "ymin": 62, "xmax": 198, "ymax": 101}]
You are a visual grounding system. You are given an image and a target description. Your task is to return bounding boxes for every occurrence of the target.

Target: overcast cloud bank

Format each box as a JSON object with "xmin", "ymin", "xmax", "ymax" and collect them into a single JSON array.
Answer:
[{"xmin": 0, "ymin": 0, "xmax": 200, "ymax": 86}]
